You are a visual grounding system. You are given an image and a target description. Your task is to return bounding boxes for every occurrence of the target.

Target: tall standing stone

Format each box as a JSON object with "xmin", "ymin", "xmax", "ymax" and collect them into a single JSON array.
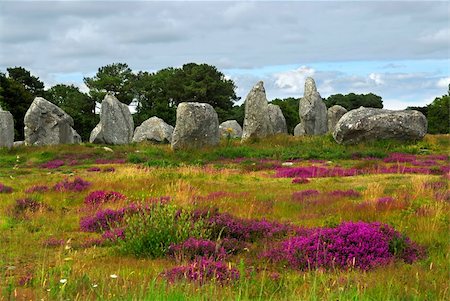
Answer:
[
  {"xmin": 299, "ymin": 77, "xmax": 327, "ymax": 135},
  {"xmin": 242, "ymin": 81, "xmax": 274, "ymax": 141},
  {"xmin": 333, "ymin": 107, "xmax": 428, "ymax": 144},
  {"xmin": 171, "ymin": 102, "xmax": 220, "ymax": 150},
  {"xmin": 132, "ymin": 116, "xmax": 174, "ymax": 143},
  {"xmin": 268, "ymin": 104, "xmax": 288, "ymax": 134},
  {"xmin": 89, "ymin": 93, "xmax": 134, "ymax": 145},
  {"xmin": 24, "ymin": 97, "xmax": 79, "ymax": 145},
  {"xmin": 0, "ymin": 108, "xmax": 14, "ymax": 148},
  {"xmin": 327, "ymin": 105, "xmax": 348, "ymax": 133}
]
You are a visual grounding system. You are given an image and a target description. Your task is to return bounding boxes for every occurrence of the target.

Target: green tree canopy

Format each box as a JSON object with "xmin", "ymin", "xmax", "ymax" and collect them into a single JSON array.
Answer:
[
  {"xmin": 45, "ymin": 84, "xmax": 98, "ymax": 141},
  {"xmin": 324, "ymin": 93, "xmax": 383, "ymax": 110},
  {"xmin": 270, "ymin": 97, "xmax": 300, "ymax": 134},
  {"xmin": 0, "ymin": 68, "xmax": 44, "ymax": 140},
  {"xmin": 84, "ymin": 63, "xmax": 136, "ymax": 105},
  {"xmin": 135, "ymin": 63, "xmax": 238, "ymax": 126},
  {"xmin": 427, "ymin": 93, "xmax": 449, "ymax": 134}
]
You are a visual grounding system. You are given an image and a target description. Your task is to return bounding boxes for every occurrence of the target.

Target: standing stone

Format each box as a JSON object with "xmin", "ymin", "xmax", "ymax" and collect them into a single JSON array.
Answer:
[
  {"xmin": 294, "ymin": 123, "xmax": 306, "ymax": 136},
  {"xmin": 24, "ymin": 97, "xmax": 78, "ymax": 145},
  {"xmin": 242, "ymin": 81, "xmax": 274, "ymax": 141},
  {"xmin": 268, "ymin": 104, "xmax": 288, "ymax": 134},
  {"xmin": 327, "ymin": 105, "xmax": 348, "ymax": 133},
  {"xmin": 171, "ymin": 102, "xmax": 220, "ymax": 150},
  {"xmin": 89, "ymin": 93, "xmax": 134, "ymax": 145},
  {"xmin": 219, "ymin": 120, "xmax": 243, "ymax": 139},
  {"xmin": 299, "ymin": 77, "xmax": 327, "ymax": 135},
  {"xmin": 132, "ymin": 116, "xmax": 174, "ymax": 143},
  {"xmin": 333, "ymin": 107, "xmax": 428, "ymax": 144},
  {"xmin": 0, "ymin": 108, "xmax": 14, "ymax": 148}
]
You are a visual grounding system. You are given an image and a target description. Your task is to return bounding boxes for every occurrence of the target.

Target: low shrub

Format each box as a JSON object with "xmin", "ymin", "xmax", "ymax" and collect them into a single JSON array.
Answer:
[
  {"xmin": 84, "ymin": 190, "xmax": 126, "ymax": 206},
  {"xmin": 119, "ymin": 203, "xmax": 208, "ymax": 258},
  {"xmin": 264, "ymin": 221, "xmax": 424, "ymax": 270},
  {"xmin": 53, "ymin": 177, "xmax": 91, "ymax": 192}
]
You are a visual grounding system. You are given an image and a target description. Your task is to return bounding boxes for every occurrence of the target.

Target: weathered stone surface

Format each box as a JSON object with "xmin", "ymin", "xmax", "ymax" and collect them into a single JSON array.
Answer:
[
  {"xmin": 268, "ymin": 104, "xmax": 288, "ymax": 134},
  {"xmin": 242, "ymin": 81, "xmax": 274, "ymax": 141},
  {"xmin": 72, "ymin": 128, "xmax": 82, "ymax": 144},
  {"xmin": 171, "ymin": 102, "xmax": 220, "ymax": 150},
  {"xmin": 0, "ymin": 109, "xmax": 14, "ymax": 148},
  {"xmin": 219, "ymin": 120, "xmax": 243, "ymax": 139},
  {"xmin": 327, "ymin": 105, "xmax": 348, "ymax": 133},
  {"xmin": 89, "ymin": 93, "xmax": 134, "ymax": 145},
  {"xmin": 299, "ymin": 77, "xmax": 327, "ymax": 135},
  {"xmin": 24, "ymin": 97, "xmax": 77, "ymax": 145},
  {"xmin": 132, "ymin": 116, "xmax": 174, "ymax": 143},
  {"xmin": 294, "ymin": 123, "xmax": 306, "ymax": 136},
  {"xmin": 333, "ymin": 107, "xmax": 427, "ymax": 144}
]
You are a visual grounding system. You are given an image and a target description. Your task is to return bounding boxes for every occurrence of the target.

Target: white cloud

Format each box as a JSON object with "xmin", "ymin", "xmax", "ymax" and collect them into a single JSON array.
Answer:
[
  {"xmin": 437, "ymin": 77, "xmax": 450, "ymax": 89},
  {"xmin": 274, "ymin": 66, "xmax": 316, "ymax": 93}
]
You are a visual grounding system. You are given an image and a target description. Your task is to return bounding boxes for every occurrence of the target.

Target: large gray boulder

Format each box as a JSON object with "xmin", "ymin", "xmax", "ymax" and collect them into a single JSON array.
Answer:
[
  {"xmin": 89, "ymin": 93, "xmax": 134, "ymax": 145},
  {"xmin": 294, "ymin": 123, "xmax": 306, "ymax": 136},
  {"xmin": 24, "ymin": 97, "xmax": 79, "ymax": 145},
  {"xmin": 268, "ymin": 104, "xmax": 288, "ymax": 134},
  {"xmin": 299, "ymin": 77, "xmax": 327, "ymax": 135},
  {"xmin": 242, "ymin": 81, "xmax": 274, "ymax": 141},
  {"xmin": 133, "ymin": 116, "xmax": 174, "ymax": 143},
  {"xmin": 219, "ymin": 120, "xmax": 242, "ymax": 139},
  {"xmin": 0, "ymin": 108, "xmax": 14, "ymax": 148},
  {"xmin": 327, "ymin": 105, "xmax": 348, "ymax": 133},
  {"xmin": 171, "ymin": 102, "xmax": 220, "ymax": 150},
  {"xmin": 333, "ymin": 107, "xmax": 427, "ymax": 144}
]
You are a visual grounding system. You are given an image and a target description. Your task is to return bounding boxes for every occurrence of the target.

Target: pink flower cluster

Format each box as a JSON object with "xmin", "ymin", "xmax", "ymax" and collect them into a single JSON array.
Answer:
[
  {"xmin": 163, "ymin": 257, "xmax": 240, "ymax": 285},
  {"xmin": 0, "ymin": 183, "xmax": 13, "ymax": 193},
  {"xmin": 84, "ymin": 190, "xmax": 126, "ymax": 206},
  {"xmin": 25, "ymin": 185, "xmax": 49, "ymax": 194},
  {"xmin": 53, "ymin": 177, "xmax": 91, "ymax": 192},
  {"xmin": 79, "ymin": 203, "xmax": 141, "ymax": 232},
  {"xmin": 169, "ymin": 238, "xmax": 227, "ymax": 261},
  {"xmin": 276, "ymin": 166, "xmax": 359, "ymax": 179},
  {"xmin": 264, "ymin": 222, "xmax": 423, "ymax": 270},
  {"xmin": 41, "ymin": 159, "xmax": 65, "ymax": 169}
]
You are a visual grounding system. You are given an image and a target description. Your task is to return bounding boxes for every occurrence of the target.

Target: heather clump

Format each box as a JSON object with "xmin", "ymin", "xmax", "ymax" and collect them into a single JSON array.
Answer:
[
  {"xmin": 207, "ymin": 212, "xmax": 292, "ymax": 242},
  {"xmin": 41, "ymin": 159, "xmax": 65, "ymax": 169},
  {"xmin": 292, "ymin": 189, "xmax": 320, "ymax": 202},
  {"xmin": 163, "ymin": 257, "xmax": 239, "ymax": 285},
  {"xmin": 328, "ymin": 189, "xmax": 361, "ymax": 198},
  {"xmin": 43, "ymin": 237, "xmax": 65, "ymax": 247},
  {"xmin": 84, "ymin": 190, "xmax": 126, "ymax": 206},
  {"xmin": 80, "ymin": 208, "xmax": 126, "ymax": 232},
  {"xmin": 168, "ymin": 238, "xmax": 227, "ymax": 261},
  {"xmin": 292, "ymin": 177, "xmax": 310, "ymax": 184},
  {"xmin": 264, "ymin": 222, "xmax": 424, "ymax": 270},
  {"xmin": 12, "ymin": 198, "xmax": 45, "ymax": 216},
  {"xmin": 25, "ymin": 185, "xmax": 49, "ymax": 194},
  {"xmin": 0, "ymin": 183, "xmax": 13, "ymax": 193},
  {"xmin": 102, "ymin": 228, "xmax": 125, "ymax": 242},
  {"xmin": 53, "ymin": 177, "xmax": 91, "ymax": 192},
  {"xmin": 276, "ymin": 166, "xmax": 359, "ymax": 178}
]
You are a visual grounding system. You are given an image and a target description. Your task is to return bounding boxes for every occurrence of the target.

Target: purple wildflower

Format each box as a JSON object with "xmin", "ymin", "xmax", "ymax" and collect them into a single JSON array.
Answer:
[
  {"xmin": 292, "ymin": 178, "xmax": 310, "ymax": 184},
  {"xmin": 292, "ymin": 190, "xmax": 320, "ymax": 201},
  {"xmin": 0, "ymin": 183, "xmax": 13, "ymax": 193},
  {"xmin": 328, "ymin": 189, "xmax": 361, "ymax": 198},
  {"xmin": 264, "ymin": 221, "xmax": 423, "ymax": 270},
  {"xmin": 163, "ymin": 257, "xmax": 239, "ymax": 285},
  {"xmin": 276, "ymin": 166, "xmax": 359, "ymax": 178},
  {"xmin": 102, "ymin": 228, "xmax": 125, "ymax": 242},
  {"xmin": 84, "ymin": 190, "xmax": 126, "ymax": 206},
  {"xmin": 25, "ymin": 185, "xmax": 49, "ymax": 194},
  {"xmin": 53, "ymin": 177, "xmax": 91, "ymax": 192},
  {"xmin": 87, "ymin": 167, "xmax": 101, "ymax": 172},
  {"xmin": 169, "ymin": 238, "xmax": 227, "ymax": 261},
  {"xmin": 41, "ymin": 159, "xmax": 65, "ymax": 169}
]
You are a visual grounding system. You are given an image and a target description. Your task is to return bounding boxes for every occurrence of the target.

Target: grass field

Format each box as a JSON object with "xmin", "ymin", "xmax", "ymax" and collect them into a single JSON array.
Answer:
[{"xmin": 0, "ymin": 134, "xmax": 448, "ymax": 300}]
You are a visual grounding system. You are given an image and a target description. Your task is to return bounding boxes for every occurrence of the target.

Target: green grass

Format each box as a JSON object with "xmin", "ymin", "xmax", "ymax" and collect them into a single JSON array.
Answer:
[{"xmin": 0, "ymin": 134, "xmax": 449, "ymax": 300}]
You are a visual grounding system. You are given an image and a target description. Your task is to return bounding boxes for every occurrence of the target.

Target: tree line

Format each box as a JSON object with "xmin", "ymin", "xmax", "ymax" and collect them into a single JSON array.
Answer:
[{"xmin": 0, "ymin": 63, "xmax": 448, "ymax": 141}]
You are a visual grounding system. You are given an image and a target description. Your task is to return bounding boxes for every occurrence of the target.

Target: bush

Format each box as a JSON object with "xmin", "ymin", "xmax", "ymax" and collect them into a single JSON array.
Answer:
[{"xmin": 119, "ymin": 204, "xmax": 209, "ymax": 258}]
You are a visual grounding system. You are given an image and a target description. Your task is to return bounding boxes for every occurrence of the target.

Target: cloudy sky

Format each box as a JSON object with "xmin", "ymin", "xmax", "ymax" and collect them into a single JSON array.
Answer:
[{"xmin": 0, "ymin": 0, "xmax": 449, "ymax": 109}]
